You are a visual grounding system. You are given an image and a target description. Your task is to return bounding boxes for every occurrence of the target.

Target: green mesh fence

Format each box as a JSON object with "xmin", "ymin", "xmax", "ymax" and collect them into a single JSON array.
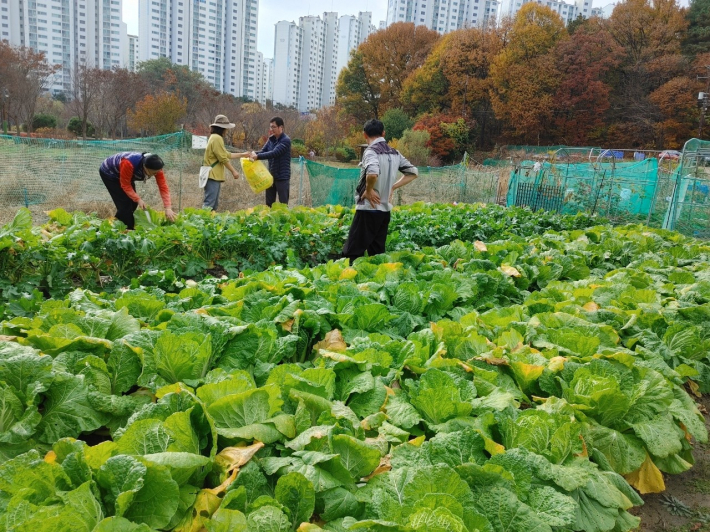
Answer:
[
  {"xmin": 0, "ymin": 133, "xmax": 313, "ymax": 222},
  {"xmin": 304, "ymin": 160, "xmax": 359, "ymax": 207},
  {"xmin": 3, "ymin": 131, "xmax": 707, "ymax": 239},
  {"xmin": 500, "ymin": 145, "xmax": 600, "ymax": 158},
  {"xmin": 305, "ymin": 155, "xmax": 503, "ymax": 208},
  {"xmin": 0, "ymin": 132, "xmax": 195, "ymax": 216},
  {"xmin": 507, "ymin": 158, "xmax": 659, "ymax": 224},
  {"xmin": 658, "ymin": 139, "xmax": 710, "ymax": 238}
]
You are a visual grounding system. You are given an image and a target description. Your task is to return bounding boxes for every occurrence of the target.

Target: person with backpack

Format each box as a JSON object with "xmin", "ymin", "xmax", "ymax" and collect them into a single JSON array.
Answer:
[{"xmin": 99, "ymin": 151, "xmax": 176, "ymax": 230}]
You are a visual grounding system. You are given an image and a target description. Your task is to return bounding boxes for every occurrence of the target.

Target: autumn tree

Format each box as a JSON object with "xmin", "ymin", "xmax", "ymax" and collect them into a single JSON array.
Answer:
[
  {"xmin": 402, "ymin": 26, "xmax": 505, "ymax": 148},
  {"xmin": 413, "ymin": 113, "xmax": 472, "ymax": 162},
  {"xmin": 336, "ymin": 51, "xmax": 383, "ymax": 122},
  {"xmin": 552, "ymin": 19, "xmax": 623, "ymax": 145},
  {"xmin": 236, "ymin": 102, "xmax": 272, "ymax": 149},
  {"xmin": 305, "ymin": 104, "xmax": 353, "ymax": 154},
  {"xmin": 489, "ymin": 4, "xmax": 567, "ymax": 143},
  {"xmin": 649, "ymin": 76, "xmax": 702, "ymax": 147},
  {"xmin": 137, "ymin": 58, "xmax": 211, "ymax": 124},
  {"xmin": 683, "ymin": 0, "xmax": 710, "ymax": 55},
  {"xmin": 605, "ymin": 0, "xmax": 688, "ymax": 146},
  {"xmin": 0, "ymin": 42, "xmax": 58, "ymax": 134},
  {"xmin": 381, "ymin": 108, "xmax": 414, "ymax": 141},
  {"xmin": 336, "ymin": 23, "xmax": 439, "ymax": 121},
  {"xmin": 92, "ymin": 68, "xmax": 147, "ymax": 138},
  {"xmin": 127, "ymin": 91, "xmax": 187, "ymax": 135},
  {"xmin": 69, "ymin": 62, "xmax": 103, "ymax": 138},
  {"xmin": 397, "ymin": 129, "xmax": 431, "ymax": 166},
  {"xmin": 401, "ymin": 34, "xmax": 452, "ymax": 116}
]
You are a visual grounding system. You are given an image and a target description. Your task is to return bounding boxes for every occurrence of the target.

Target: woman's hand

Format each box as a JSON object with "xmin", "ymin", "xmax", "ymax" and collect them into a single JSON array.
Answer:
[
  {"xmin": 232, "ymin": 169, "xmax": 240, "ymax": 180},
  {"xmin": 249, "ymin": 151, "xmax": 258, "ymax": 161},
  {"xmin": 165, "ymin": 208, "xmax": 177, "ymax": 222},
  {"xmin": 137, "ymin": 199, "xmax": 147, "ymax": 210}
]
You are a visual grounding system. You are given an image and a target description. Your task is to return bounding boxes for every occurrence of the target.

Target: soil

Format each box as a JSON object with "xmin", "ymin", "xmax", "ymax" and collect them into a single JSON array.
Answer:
[{"xmin": 633, "ymin": 395, "xmax": 710, "ymax": 532}]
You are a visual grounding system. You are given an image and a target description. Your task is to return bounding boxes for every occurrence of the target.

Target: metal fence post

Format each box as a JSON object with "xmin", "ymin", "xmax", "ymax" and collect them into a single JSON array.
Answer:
[
  {"xmin": 459, "ymin": 152, "xmax": 468, "ymax": 203},
  {"xmin": 645, "ymin": 163, "xmax": 662, "ymax": 227},
  {"xmin": 178, "ymin": 131, "xmax": 183, "ymax": 212},
  {"xmin": 298, "ymin": 156, "xmax": 305, "ymax": 206}
]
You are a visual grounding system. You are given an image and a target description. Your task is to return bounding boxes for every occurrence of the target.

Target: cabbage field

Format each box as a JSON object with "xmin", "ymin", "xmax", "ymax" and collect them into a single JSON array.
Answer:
[{"xmin": 0, "ymin": 203, "xmax": 708, "ymax": 532}]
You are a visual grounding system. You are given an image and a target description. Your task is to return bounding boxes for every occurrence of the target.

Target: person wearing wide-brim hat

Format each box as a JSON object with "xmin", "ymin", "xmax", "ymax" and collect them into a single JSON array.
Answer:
[{"xmin": 202, "ymin": 114, "xmax": 241, "ymax": 211}]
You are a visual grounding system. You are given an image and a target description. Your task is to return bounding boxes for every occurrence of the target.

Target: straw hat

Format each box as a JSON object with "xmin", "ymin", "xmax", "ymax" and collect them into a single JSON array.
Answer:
[{"xmin": 210, "ymin": 114, "xmax": 236, "ymax": 129}]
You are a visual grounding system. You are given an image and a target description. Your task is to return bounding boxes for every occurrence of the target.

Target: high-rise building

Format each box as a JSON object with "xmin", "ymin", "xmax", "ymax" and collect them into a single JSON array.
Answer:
[
  {"xmin": 270, "ymin": 11, "xmax": 376, "ymax": 112},
  {"xmin": 387, "ymin": 0, "xmax": 500, "ymax": 31},
  {"xmin": 138, "ymin": 0, "xmax": 258, "ymax": 99},
  {"xmin": 2, "ymin": 0, "xmax": 128, "ymax": 94},
  {"xmin": 320, "ymin": 12, "xmax": 339, "ymax": 108},
  {"xmin": 255, "ymin": 52, "xmax": 273, "ymax": 105},
  {"xmin": 127, "ymin": 34, "xmax": 140, "ymax": 72},
  {"xmin": 271, "ymin": 20, "xmax": 301, "ymax": 109},
  {"xmin": 498, "ymin": 0, "xmax": 591, "ymax": 24},
  {"xmin": 298, "ymin": 15, "xmax": 325, "ymax": 112}
]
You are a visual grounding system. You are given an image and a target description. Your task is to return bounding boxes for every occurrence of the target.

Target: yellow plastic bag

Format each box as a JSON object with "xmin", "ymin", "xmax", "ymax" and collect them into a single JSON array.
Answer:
[{"xmin": 240, "ymin": 158, "xmax": 274, "ymax": 193}]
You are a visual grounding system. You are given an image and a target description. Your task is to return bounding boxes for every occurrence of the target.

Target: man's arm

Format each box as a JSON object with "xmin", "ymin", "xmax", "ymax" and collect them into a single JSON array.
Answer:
[
  {"xmin": 392, "ymin": 155, "xmax": 419, "ymax": 192},
  {"xmin": 363, "ymin": 173, "xmax": 381, "ymax": 206},
  {"xmin": 256, "ymin": 138, "xmax": 290, "ymax": 160}
]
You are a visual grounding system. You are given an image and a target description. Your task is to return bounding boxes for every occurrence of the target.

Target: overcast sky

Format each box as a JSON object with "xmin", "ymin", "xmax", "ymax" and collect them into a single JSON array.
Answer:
[{"xmin": 122, "ymin": 0, "xmax": 388, "ymax": 59}]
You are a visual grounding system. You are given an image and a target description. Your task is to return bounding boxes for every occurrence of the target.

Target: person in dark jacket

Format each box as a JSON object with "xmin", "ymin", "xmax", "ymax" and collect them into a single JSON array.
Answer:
[
  {"xmin": 100, "ymin": 152, "xmax": 176, "ymax": 229},
  {"xmin": 238, "ymin": 116, "xmax": 292, "ymax": 207}
]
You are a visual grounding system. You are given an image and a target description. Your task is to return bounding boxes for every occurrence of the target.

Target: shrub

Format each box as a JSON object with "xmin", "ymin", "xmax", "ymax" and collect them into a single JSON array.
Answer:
[
  {"xmin": 335, "ymin": 146, "xmax": 357, "ymax": 162},
  {"xmin": 31, "ymin": 113, "xmax": 57, "ymax": 130},
  {"xmin": 397, "ymin": 129, "xmax": 431, "ymax": 166},
  {"xmin": 382, "ymin": 108, "xmax": 414, "ymax": 141},
  {"xmin": 291, "ymin": 143, "xmax": 309, "ymax": 158},
  {"xmin": 67, "ymin": 117, "xmax": 95, "ymax": 137}
]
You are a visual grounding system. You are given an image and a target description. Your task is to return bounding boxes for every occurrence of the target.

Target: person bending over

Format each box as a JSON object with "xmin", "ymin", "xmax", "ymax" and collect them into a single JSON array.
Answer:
[{"xmin": 100, "ymin": 151, "xmax": 176, "ymax": 229}]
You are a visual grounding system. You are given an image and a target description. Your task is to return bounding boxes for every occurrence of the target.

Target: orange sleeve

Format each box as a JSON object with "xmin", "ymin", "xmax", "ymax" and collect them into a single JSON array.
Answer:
[
  {"xmin": 119, "ymin": 159, "xmax": 141, "ymax": 203},
  {"xmin": 154, "ymin": 170, "xmax": 172, "ymax": 208}
]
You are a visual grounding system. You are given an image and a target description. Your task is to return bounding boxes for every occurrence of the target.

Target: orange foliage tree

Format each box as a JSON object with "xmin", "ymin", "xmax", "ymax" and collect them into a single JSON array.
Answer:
[
  {"xmin": 605, "ymin": 0, "xmax": 688, "ymax": 146},
  {"xmin": 552, "ymin": 19, "xmax": 623, "ymax": 145},
  {"xmin": 489, "ymin": 4, "xmax": 568, "ymax": 143},
  {"xmin": 413, "ymin": 113, "xmax": 472, "ymax": 162},
  {"xmin": 650, "ymin": 76, "xmax": 702, "ymax": 147},
  {"xmin": 127, "ymin": 91, "xmax": 187, "ymax": 135},
  {"xmin": 402, "ymin": 27, "xmax": 505, "ymax": 147},
  {"xmin": 336, "ymin": 23, "xmax": 440, "ymax": 122}
]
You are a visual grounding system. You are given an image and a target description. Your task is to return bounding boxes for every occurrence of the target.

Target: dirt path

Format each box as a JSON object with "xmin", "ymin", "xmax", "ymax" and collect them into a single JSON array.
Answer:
[{"xmin": 633, "ymin": 395, "xmax": 710, "ymax": 532}]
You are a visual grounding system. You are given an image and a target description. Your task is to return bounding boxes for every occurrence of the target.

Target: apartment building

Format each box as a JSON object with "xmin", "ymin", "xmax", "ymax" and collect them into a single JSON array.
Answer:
[
  {"xmin": 127, "ymin": 33, "xmax": 139, "ymax": 71},
  {"xmin": 271, "ymin": 20, "xmax": 301, "ymax": 109},
  {"xmin": 386, "ymin": 0, "xmax": 501, "ymax": 31},
  {"xmin": 2, "ymin": 0, "xmax": 127, "ymax": 94},
  {"xmin": 269, "ymin": 11, "xmax": 375, "ymax": 112},
  {"xmin": 498, "ymin": 0, "xmax": 592, "ymax": 23},
  {"xmin": 298, "ymin": 15, "xmax": 325, "ymax": 112},
  {"xmin": 138, "ymin": 0, "xmax": 258, "ymax": 99},
  {"xmin": 255, "ymin": 51, "xmax": 273, "ymax": 105}
]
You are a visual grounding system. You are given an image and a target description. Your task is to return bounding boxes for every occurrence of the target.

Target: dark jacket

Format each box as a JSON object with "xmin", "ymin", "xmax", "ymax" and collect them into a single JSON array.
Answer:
[{"xmin": 257, "ymin": 133, "xmax": 291, "ymax": 181}]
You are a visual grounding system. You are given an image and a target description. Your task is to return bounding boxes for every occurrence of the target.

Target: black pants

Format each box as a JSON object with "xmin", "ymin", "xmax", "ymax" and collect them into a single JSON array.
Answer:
[
  {"xmin": 342, "ymin": 210, "xmax": 391, "ymax": 262},
  {"xmin": 265, "ymin": 180, "xmax": 290, "ymax": 207},
  {"xmin": 100, "ymin": 170, "xmax": 137, "ymax": 229}
]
